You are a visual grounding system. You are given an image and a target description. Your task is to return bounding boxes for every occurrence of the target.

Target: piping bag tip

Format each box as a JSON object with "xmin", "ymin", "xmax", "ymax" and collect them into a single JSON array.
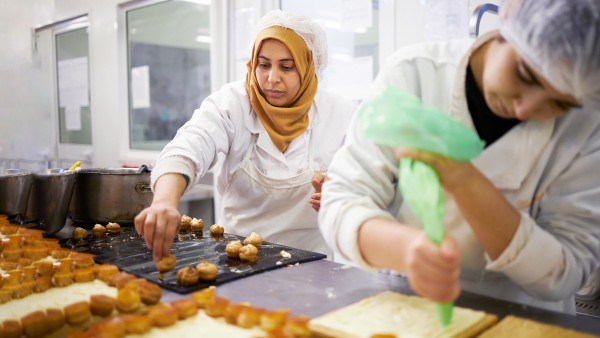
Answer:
[{"xmin": 437, "ymin": 302, "xmax": 454, "ymax": 328}]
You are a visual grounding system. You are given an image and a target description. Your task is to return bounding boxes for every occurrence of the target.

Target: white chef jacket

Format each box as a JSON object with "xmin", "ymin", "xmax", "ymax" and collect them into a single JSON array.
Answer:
[
  {"xmin": 151, "ymin": 80, "xmax": 356, "ymax": 252},
  {"xmin": 319, "ymin": 32, "xmax": 600, "ymax": 313}
]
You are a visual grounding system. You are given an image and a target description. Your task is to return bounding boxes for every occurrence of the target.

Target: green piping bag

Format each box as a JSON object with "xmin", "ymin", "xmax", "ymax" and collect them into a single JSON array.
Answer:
[{"xmin": 360, "ymin": 86, "xmax": 485, "ymax": 327}]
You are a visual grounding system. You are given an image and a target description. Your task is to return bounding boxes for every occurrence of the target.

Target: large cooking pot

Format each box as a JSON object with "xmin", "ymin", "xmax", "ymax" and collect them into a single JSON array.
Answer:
[
  {"xmin": 0, "ymin": 169, "xmax": 33, "ymax": 217},
  {"xmin": 68, "ymin": 167, "xmax": 153, "ymax": 224},
  {"xmin": 25, "ymin": 168, "xmax": 78, "ymax": 235}
]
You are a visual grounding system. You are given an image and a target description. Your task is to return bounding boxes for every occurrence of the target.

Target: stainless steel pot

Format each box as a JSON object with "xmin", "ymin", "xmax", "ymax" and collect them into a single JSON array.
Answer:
[
  {"xmin": 0, "ymin": 169, "xmax": 33, "ymax": 216},
  {"xmin": 26, "ymin": 168, "xmax": 78, "ymax": 235},
  {"xmin": 68, "ymin": 168, "xmax": 153, "ymax": 223}
]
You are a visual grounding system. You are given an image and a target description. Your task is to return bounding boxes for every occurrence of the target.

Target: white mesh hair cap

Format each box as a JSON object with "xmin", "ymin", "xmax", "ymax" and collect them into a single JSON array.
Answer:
[
  {"xmin": 500, "ymin": 0, "xmax": 600, "ymax": 109},
  {"xmin": 252, "ymin": 10, "xmax": 328, "ymax": 77}
]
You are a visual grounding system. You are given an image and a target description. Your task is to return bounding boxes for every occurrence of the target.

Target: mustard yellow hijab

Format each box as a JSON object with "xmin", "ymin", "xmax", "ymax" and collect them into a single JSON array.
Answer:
[{"xmin": 245, "ymin": 26, "xmax": 318, "ymax": 153}]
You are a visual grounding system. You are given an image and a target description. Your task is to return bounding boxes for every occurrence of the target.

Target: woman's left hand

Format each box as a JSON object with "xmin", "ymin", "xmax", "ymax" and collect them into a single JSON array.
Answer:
[{"xmin": 395, "ymin": 149, "xmax": 476, "ymax": 193}]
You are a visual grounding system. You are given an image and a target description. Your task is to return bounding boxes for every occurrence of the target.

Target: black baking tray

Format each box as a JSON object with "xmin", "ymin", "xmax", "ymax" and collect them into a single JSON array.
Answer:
[{"xmin": 59, "ymin": 226, "xmax": 326, "ymax": 293}]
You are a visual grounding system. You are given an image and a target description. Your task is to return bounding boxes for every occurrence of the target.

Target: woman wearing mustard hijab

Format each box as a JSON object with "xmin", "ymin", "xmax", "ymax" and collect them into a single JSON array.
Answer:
[{"xmin": 135, "ymin": 10, "xmax": 356, "ymax": 262}]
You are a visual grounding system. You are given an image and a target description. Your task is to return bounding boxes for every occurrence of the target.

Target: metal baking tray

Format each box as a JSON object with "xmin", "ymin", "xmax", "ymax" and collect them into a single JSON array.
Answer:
[{"xmin": 60, "ymin": 226, "xmax": 326, "ymax": 293}]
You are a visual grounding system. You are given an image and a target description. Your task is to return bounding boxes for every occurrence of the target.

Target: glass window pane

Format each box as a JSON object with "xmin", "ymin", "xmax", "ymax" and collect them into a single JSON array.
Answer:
[
  {"xmin": 281, "ymin": 0, "xmax": 380, "ymax": 102},
  {"xmin": 56, "ymin": 27, "xmax": 92, "ymax": 144},
  {"xmin": 231, "ymin": 0, "xmax": 260, "ymax": 81},
  {"xmin": 127, "ymin": 0, "xmax": 211, "ymax": 151}
]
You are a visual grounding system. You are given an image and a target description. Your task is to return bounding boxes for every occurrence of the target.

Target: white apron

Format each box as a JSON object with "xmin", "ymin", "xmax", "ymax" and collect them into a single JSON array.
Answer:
[{"xmin": 220, "ymin": 131, "xmax": 332, "ymax": 258}]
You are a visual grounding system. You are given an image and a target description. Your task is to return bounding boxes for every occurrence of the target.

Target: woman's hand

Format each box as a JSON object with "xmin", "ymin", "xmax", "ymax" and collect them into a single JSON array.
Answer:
[
  {"xmin": 309, "ymin": 173, "xmax": 327, "ymax": 212},
  {"xmin": 134, "ymin": 173, "xmax": 187, "ymax": 262},
  {"xmin": 405, "ymin": 232, "xmax": 461, "ymax": 303},
  {"xmin": 395, "ymin": 149, "xmax": 476, "ymax": 194}
]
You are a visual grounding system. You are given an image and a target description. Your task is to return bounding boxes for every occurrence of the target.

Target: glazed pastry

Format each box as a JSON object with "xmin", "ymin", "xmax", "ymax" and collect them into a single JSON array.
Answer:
[
  {"xmin": 21, "ymin": 266, "xmax": 37, "ymax": 282},
  {"xmin": 64, "ymin": 301, "xmax": 91, "ymax": 326},
  {"xmin": 224, "ymin": 303, "xmax": 251, "ymax": 325},
  {"xmin": 55, "ymin": 257, "xmax": 74, "ymax": 273},
  {"xmin": 122, "ymin": 314, "xmax": 152, "ymax": 334},
  {"xmin": 239, "ymin": 244, "xmax": 259, "ymax": 262},
  {"xmin": 204, "ymin": 296, "xmax": 230, "ymax": 318},
  {"xmin": 209, "ymin": 224, "xmax": 224, "ymax": 237},
  {"xmin": 45, "ymin": 308, "xmax": 65, "ymax": 333},
  {"xmin": 236, "ymin": 306, "xmax": 262, "ymax": 328},
  {"xmin": 52, "ymin": 272, "xmax": 74, "ymax": 287},
  {"xmin": 108, "ymin": 272, "xmax": 137, "ymax": 289},
  {"xmin": 191, "ymin": 287, "xmax": 216, "ymax": 308},
  {"xmin": 92, "ymin": 224, "xmax": 107, "ymax": 238},
  {"xmin": 88, "ymin": 316, "xmax": 126, "ymax": 338},
  {"xmin": 243, "ymin": 232, "xmax": 263, "ymax": 249},
  {"xmin": 72, "ymin": 227, "xmax": 88, "ymax": 241},
  {"xmin": 3, "ymin": 269, "xmax": 23, "ymax": 285},
  {"xmin": 179, "ymin": 215, "xmax": 192, "ymax": 232},
  {"xmin": 5, "ymin": 234, "xmax": 22, "ymax": 248},
  {"xmin": 171, "ymin": 298, "xmax": 198, "ymax": 319},
  {"xmin": 74, "ymin": 267, "xmax": 95, "ymax": 283},
  {"xmin": 34, "ymin": 276, "xmax": 52, "ymax": 293},
  {"xmin": 148, "ymin": 303, "xmax": 178, "ymax": 328},
  {"xmin": 0, "ymin": 288, "xmax": 12, "ymax": 304},
  {"xmin": 176, "ymin": 266, "xmax": 200, "ymax": 286},
  {"xmin": 125, "ymin": 278, "xmax": 162, "ymax": 305},
  {"xmin": 2, "ymin": 248, "xmax": 22, "ymax": 261},
  {"xmin": 22, "ymin": 246, "xmax": 48, "ymax": 260},
  {"xmin": 1, "ymin": 319, "xmax": 22, "ymax": 338},
  {"xmin": 50, "ymin": 248, "xmax": 71, "ymax": 259},
  {"xmin": 260, "ymin": 309, "xmax": 291, "ymax": 331},
  {"xmin": 225, "ymin": 240, "xmax": 243, "ymax": 259},
  {"xmin": 156, "ymin": 255, "xmax": 176, "ymax": 281},
  {"xmin": 94, "ymin": 264, "xmax": 120, "ymax": 282},
  {"xmin": 116, "ymin": 284, "xmax": 142, "ymax": 313},
  {"xmin": 106, "ymin": 222, "xmax": 121, "ymax": 234},
  {"xmin": 72, "ymin": 253, "xmax": 95, "ymax": 269},
  {"xmin": 90, "ymin": 294, "xmax": 116, "ymax": 317},
  {"xmin": 190, "ymin": 218, "xmax": 205, "ymax": 232},
  {"xmin": 21, "ymin": 310, "xmax": 50, "ymax": 338},
  {"xmin": 196, "ymin": 260, "xmax": 218, "ymax": 281}
]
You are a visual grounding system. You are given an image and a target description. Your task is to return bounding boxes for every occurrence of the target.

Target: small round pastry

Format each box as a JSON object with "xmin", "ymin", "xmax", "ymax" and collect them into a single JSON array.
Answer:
[
  {"xmin": 20, "ymin": 281, "xmax": 35, "ymax": 298},
  {"xmin": 190, "ymin": 218, "xmax": 204, "ymax": 233},
  {"xmin": 2, "ymin": 248, "xmax": 22, "ymax": 261},
  {"xmin": 179, "ymin": 215, "xmax": 192, "ymax": 232},
  {"xmin": 106, "ymin": 222, "xmax": 121, "ymax": 235},
  {"xmin": 196, "ymin": 260, "xmax": 218, "ymax": 281},
  {"xmin": 283, "ymin": 315, "xmax": 311, "ymax": 338},
  {"xmin": 191, "ymin": 287, "xmax": 216, "ymax": 308},
  {"xmin": 260, "ymin": 309, "xmax": 291, "ymax": 331},
  {"xmin": 33, "ymin": 260, "xmax": 54, "ymax": 277},
  {"xmin": 88, "ymin": 316, "xmax": 126, "ymax": 338},
  {"xmin": 20, "ymin": 310, "xmax": 50, "ymax": 338},
  {"xmin": 108, "ymin": 272, "xmax": 137, "ymax": 289},
  {"xmin": 122, "ymin": 314, "xmax": 152, "ymax": 334},
  {"xmin": 55, "ymin": 257, "xmax": 74, "ymax": 273},
  {"xmin": 22, "ymin": 246, "xmax": 48, "ymax": 260},
  {"xmin": 45, "ymin": 308, "xmax": 65, "ymax": 333},
  {"xmin": 64, "ymin": 301, "xmax": 91, "ymax": 326},
  {"xmin": 17, "ymin": 258, "xmax": 32, "ymax": 269},
  {"xmin": 72, "ymin": 227, "xmax": 88, "ymax": 241},
  {"xmin": 34, "ymin": 276, "xmax": 52, "ymax": 293},
  {"xmin": 125, "ymin": 279, "xmax": 162, "ymax": 305},
  {"xmin": 225, "ymin": 240, "xmax": 243, "ymax": 259},
  {"xmin": 171, "ymin": 298, "xmax": 198, "ymax": 319},
  {"xmin": 21, "ymin": 266, "xmax": 37, "ymax": 282},
  {"xmin": 148, "ymin": 303, "xmax": 178, "ymax": 328},
  {"xmin": 236, "ymin": 306, "xmax": 262, "ymax": 328},
  {"xmin": 94, "ymin": 264, "xmax": 120, "ymax": 282},
  {"xmin": 116, "ymin": 284, "xmax": 141, "ymax": 313},
  {"xmin": 74, "ymin": 267, "xmax": 95, "ymax": 283},
  {"xmin": 0, "ymin": 260, "xmax": 18, "ymax": 271},
  {"xmin": 92, "ymin": 224, "xmax": 107, "ymax": 238},
  {"xmin": 176, "ymin": 266, "xmax": 200, "ymax": 286},
  {"xmin": 53, "ymin": 272, "xmax": 74, "ymax": 287},
  {"xmin": 224, "ymin": 303, "xmax": 251, "ymax": 324},
  {"xmin": 2, "ymin": 319, "xmax": 23, "ymax": 338},
  {"xmin": 72, "ymin": 253, "xmax": 95, "ymax": 269},
  {"xmin": 156, "ymin": 255, "xmax": 176, "ymax": 281},
  {"xmin": 239, "ymin": 244, "xmax": 259, "ymax": 263},
  {"xmin": 90, "ymin": 294, "xmax": 116, "ymax": 317},
  {"xmin": 50, "ymin": 248, "xmax": 71, "ymax": 259},
  {"xmin": 204, "ymin": 296, "xmax": 230, "ymax": 318},
  {"xmin": 5, "ymin": 234, "xmax": 22, "ymax": 248},
  {"xmin": 3, "ymin": 269, "xmax": 23, "ymax": 285},
  {"xmin": 243, "ymin": 232, "xmax": 263, "ymax": 249},
  {"xmin": 0, "ymin": 288, "xmax": 12, "ymax": 304},
  {"xmin": 209, "ymin": 224, "xmax": 224, "ymax": 237}
]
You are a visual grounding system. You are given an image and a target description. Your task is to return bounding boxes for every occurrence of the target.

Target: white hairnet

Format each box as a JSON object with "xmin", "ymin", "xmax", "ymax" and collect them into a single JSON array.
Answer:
[
  {"xmin": 500, "ymin": 0, "xmax": 600, "ymax": 109},
  {"xmin": 252, "ymin": 10, "xmax": 328, "ymax": 77}
]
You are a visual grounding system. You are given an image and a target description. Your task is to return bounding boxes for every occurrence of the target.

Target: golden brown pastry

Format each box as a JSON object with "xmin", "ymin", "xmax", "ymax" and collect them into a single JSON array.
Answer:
[
  {"xmin": 196, "ymin": 260, "xmax": 218, "ymax": 281},
  {"xmin": 243, "ymin": 232, "xmax": 263, "ymax": 249},
  {"xmin": 0, "ymin": 260, "xmax": 18, "ymax": 271},
  {"xmin": 171, "ymin": 298, "xmax": 199, "ymax": 319},
  {"xmin": 22, "ymin": 246, "xmax": 48, "ymax": 260},
  {"xmin": 5, "ymin": 234, "xmax": 22, "ymax": 248},
  {"xmin": 122, "ymin": 314, "xmax": 152, "ymax": 334},
  {"xmin": 204, "ymin": 296, "xmax": 230, "ymax": 318},
  {"xmin": 72, "ymin": 252, "xmax": 95, "ymax": 269},
  {"xmin": 0, "ymin": 288, "xmax": 12, "ymax": 304},
  {"xmin": 209, "ymin": 224, "xmax": 224, "ymax": 237},
  {"xmin": 179, "ymin": 214, "xmax": 192, "ymax": 232},
  {"xmin": 33, "ymin": 260, "xmax": 54, "ymax": 277},
  {"xmin": 20, "ymin": 281, "xmax": 35, "ymax": 298},
  {"xmin": 34, "ymin": 276, "xmax": 52, "ymax": 293},
  {"xmin": 260, "ymin": 309, "xmax": 291, "ymax": 331},
  {"xmin": 283, "ymin": 315, "xmax": 311, "ymax": 338},
  {"xmin": 72, "ymin": 227, "xmax": 88, "ymax": 241},
  {"xmin": 4, "ymin": 284, "xmax": 26, "ymax": 299},
  {"xmin": 20, "ymin": 310, "xmax": 50, "ymax": 338},
  {"xmin": 156, "ymin": 255, "xmax": 176, "ymax": 281},
  {"xmin": 64, "ymin": 301, "xmax": 91, "ymax": 326},
  {"xmin": 45, "ymin": 308, "xmax": 65, "ymax": 333},
  {"xmin": 2, "ymin": 319, "xmax": 22, "ymax": 338},
  {"xmin": 88, "ymin": 316, "xmax": 127, "ymax": 338},
  {"xmin": 90, "ymin": 294, "xmax": 116, "ymax": 317},
  {"xmin": 21, "ymin": 266, "xmax": 37, "ymax": 282},
  {"xmin": 106, "ymin": 222, "xmax": 121, "ymax": 234},
  {"xmin": 225, "ymin": 240, "xmax": 243, "ymax": 258},
  {"xmin": 224, "ymin": 303, "xmax": 251, "ymax": 324},
  {"xmin": 2, "ymin": 248, "xmax": 22, "ymax": 261},
  {"xmin": 53, "ymin": 272, "xmax": 74, "ymax": 287},
  {"xmin": 116, "ymin": 284, "xmax": 142, "ymax": 313},
  {"xmin": 92, "ymin": 224, "xmax": 107, "ymax": 238},
  {"xmin": 239, "ymin": 244, "xmax": 259, "ymax": 262},
  {"xmin": 3, "ymin": 269, "xmax": 23, "ymax": 285},
  {"xmin": 50, "ymin": 248, "xmax": 71, "ymax": 259},
  {"xmin": 55, "ymin": 257, "xmax": 74, "ymax": 273},
  {"xmin": 108, "ymin": 272, "xmax": 137, "ymax": 289},
  {"xmin": 148, "ymin": 303, "xmax": 178, "ymax": 328},
  {"xmin": 176, "ymin": 266, "xmax": 200, "ymax": 286},
  {"xmin": 94, "ymin": 264, "xmax": 120, "ymax": 282},
  {"xmin": 125, "ymin": 278, "xmax": 162, "ymax": 305},
  {"xmin": 16, "ymin": 258, "xmax": 32, "ymax": 269},
  {"xmin": 74, "ymin": 267, "xmax": 95, "ymax": 283},
  {"xmin": 236, "ymin": 306, "xmax": 262, "ymax": 328},
  {"xmin": 190, "ymin": 218, "xmax": 205, "ymax": 233},
  {"xmin": 191, "ymin": 287, "xmax": 215, "ymax": 308}
]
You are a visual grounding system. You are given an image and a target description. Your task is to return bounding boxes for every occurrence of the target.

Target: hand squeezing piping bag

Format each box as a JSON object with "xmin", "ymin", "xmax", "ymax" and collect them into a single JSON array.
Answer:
[{"xmin": 359, "ymin": 86, "xmax": 485, "ymax": 327}]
